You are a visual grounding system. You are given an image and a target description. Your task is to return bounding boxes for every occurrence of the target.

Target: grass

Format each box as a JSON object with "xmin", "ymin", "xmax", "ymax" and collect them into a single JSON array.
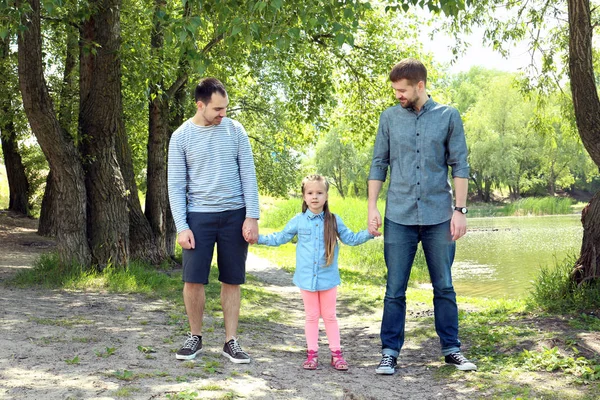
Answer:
[
  {"xmin": 469, "ymin": 196, "xmax": 580, "ymax": 217},
  {"xmin": 529, "ymin": 255, "xmax": 600, "ymax": 314}
]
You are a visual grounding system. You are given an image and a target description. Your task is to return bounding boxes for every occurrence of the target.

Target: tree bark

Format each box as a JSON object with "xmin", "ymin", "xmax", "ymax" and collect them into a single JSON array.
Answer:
[
  {"xmin": 17, "ymin": 0, "xmax": 90, "ymax": 266},
  {"xmin": 146, "ymin": 94, "xmax": 170, "ymax": 256},
  {"xmin": 0, "ymin": 125, "xmax": 29, "ymax": 215},
  {"xmin": 39, "ymin": 25, "xmax": 79, "ymax": 237},
  {"xmin": 79, "ymin": 0, "xmax": 129, "ymax": 269},
  {"xmin": 166, "ymin": 78, "xmax": 188, "ymax": 258},
  {"xmin": 144, "ymin": 0, "xmax": 170, "ymax": 259},
  {"xmin": 0, "ymin": 37, "xmax": 29, "ymax": 215},
  {"xmin": 567, "ymin": 0, "xmax": 600, "ymax": 284},
  {"xmin": 38, "ymin": 171, "xmax": 58, "ymax": 236}
]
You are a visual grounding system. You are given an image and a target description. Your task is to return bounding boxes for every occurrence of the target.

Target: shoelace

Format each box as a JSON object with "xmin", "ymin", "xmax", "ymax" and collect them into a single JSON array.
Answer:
[
  {"xmin": 449, "ymin": 353, "xmax": 468, "ymax": 363},
  {"xmin": 228, "ymin": 339, "xmax": 246, "ymax": 355},
  {"xmin": 182, "ymin": 335, "xmax": 200, "ymax": 350},
  {"xmin": 379, "ymin": 354, "xmax": 395, "ymax": 367}
]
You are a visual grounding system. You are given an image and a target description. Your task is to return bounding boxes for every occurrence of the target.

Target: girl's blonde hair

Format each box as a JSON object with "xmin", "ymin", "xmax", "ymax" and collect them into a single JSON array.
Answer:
[{"xmin": 301, "ymin": 175, "xmax": 338, "ymax": 266}]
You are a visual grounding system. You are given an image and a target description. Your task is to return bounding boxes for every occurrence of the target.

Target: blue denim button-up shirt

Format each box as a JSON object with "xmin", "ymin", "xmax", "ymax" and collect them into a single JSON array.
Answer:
[
  {"xmin": 258, "ymin": 210, "xmax": 373, "ymax": 291},
  {"xmin": 368, "ymin": 97, "xmax": 469, "ymax": 225}
]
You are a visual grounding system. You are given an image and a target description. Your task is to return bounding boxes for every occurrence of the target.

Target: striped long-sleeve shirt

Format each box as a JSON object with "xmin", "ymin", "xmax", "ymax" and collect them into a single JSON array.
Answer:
[{"xmin": 168, "ymin": 117, "xmax": 260, "ymax": 234}]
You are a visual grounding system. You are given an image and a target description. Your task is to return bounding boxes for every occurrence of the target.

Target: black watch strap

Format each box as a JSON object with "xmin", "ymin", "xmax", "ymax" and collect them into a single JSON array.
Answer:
[{"xmin": 454, "ymin": 206, "xmax": 468, "ymax": 214}]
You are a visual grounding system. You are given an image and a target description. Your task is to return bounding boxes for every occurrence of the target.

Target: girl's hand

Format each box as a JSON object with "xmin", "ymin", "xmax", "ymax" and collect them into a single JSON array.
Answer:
[{"xmin": 243, "ymin": 218, "xmax": 259, "ymax": 244}]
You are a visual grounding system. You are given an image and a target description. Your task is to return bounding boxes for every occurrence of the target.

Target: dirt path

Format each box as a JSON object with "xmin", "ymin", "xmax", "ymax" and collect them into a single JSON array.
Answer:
[{"xmin": 0, "ymin": 212, "xmax": 479, "ymax": 400}]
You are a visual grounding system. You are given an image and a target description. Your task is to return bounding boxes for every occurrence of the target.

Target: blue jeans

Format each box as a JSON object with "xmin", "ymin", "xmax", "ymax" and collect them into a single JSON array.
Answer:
[{"xmin": 380, "ymin": 218, "xmax": 461, "ymax": 357}]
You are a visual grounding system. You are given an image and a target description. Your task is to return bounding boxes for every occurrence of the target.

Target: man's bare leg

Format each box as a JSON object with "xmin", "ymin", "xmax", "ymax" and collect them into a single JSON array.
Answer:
[
  {"xmin": 221, "ymin": 283, "xmax": 240, "ymax": 342},
  {"xmin": 184, "ymin": 282, "xmax": 205, "ymax": 335}
]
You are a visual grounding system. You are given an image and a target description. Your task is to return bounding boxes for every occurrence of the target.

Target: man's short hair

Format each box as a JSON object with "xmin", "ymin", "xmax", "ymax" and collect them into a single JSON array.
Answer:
[
  {"xmin": 195, "ymin": 78, "xmax": 227, "ymax": 104},
  {"xmin": 389, "ymin": 58, "xmax": 427, "ymax": 85}
]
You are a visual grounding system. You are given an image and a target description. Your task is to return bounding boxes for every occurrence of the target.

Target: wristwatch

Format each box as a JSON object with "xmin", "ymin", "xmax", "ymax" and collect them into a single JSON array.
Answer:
[{"xmin": 454, "ymin": 206, "xmax": 468, "ymax": 214}]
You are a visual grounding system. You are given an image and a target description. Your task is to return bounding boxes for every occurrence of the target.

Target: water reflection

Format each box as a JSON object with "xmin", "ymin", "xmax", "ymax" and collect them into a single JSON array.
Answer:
[{"xmin": 453, "ymin": 215, "xmax": 583, "ymax": 299}]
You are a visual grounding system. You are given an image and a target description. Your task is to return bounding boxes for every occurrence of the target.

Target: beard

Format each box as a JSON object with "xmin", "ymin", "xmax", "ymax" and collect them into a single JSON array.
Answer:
[{"xmin": 400, "ymin": 94, "xmax": 420, "ymax": 109}]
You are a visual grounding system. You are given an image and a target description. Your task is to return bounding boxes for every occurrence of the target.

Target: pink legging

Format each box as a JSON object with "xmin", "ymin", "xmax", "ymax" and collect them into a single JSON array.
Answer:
[{"xmin": 300, "ymin": 287, "xmax": 341, "ymax": 352}]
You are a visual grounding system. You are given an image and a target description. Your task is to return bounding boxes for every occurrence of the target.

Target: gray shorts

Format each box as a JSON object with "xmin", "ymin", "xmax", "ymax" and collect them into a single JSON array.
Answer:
[{"xmin": 182, "ymin": 207, "xmax": 248, "ymax": 285}]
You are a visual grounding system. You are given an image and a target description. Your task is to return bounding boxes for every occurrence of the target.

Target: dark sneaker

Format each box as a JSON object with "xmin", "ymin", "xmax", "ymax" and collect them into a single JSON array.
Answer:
[
  {"xmin": 175, "ymin": 334, "xmax": 202, "ymax": 360},
  {"xmin": 445, "ymin": 352, "xmax": 477, "ymax": 371},
  {"xmin": 222, "ymin": 338, "xmax": 250, "ymax": 364},
  {"xmin": 375, "ymin": 354, "xmax": 397, "ymax": 375}
]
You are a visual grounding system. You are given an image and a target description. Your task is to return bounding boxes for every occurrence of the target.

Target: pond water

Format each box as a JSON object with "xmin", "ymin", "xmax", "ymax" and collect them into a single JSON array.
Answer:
[{"xmin": 452, "ymin": 214, "xmax": 583, "ymax": 299}]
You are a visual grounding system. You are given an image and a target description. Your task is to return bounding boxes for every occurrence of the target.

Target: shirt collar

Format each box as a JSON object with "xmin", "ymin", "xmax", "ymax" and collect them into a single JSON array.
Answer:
[
  {"xmin": 305, "ymin": 210, "xmax": 325, "ymax": 220},
  {"xmin": 406, "ymin": 95, "xmax": 434, "ymax": 113}
]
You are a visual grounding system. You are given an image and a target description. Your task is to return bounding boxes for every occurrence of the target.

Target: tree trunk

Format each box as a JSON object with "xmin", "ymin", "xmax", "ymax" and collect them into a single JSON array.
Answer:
[
  {"xmin": 146, "ymin": 95, "xmax": 169, "ymax": 256},
  {"xmin": 38, "ymin": 171, "xmax": 58, "ymax": 236},
  {"xmin": 114, "ymin": 4, "xmax": 164, "ymax": 264},
  {"xmin": 483, "ymin": 178, "xmax": 492, "ymax": 203},
  {"xmin": 79, "ymin": 0, "xmax": 129, "ymax": 269},
  {"xmin": 567, "ymin": 0, "xmax": 600, "ymax": 284},
  {"xmin": 0, "ymin": 125, "xmax": 29, "ymax": 215},
  {"xmin": 17, "ymin": 0, "xmax": 90, "ymax": 266},
  {"xmin": 116, "ymin": 107, "xmax": 165, "ymax": 264},
  {"xmin": 0, "ymin": 36, "xmax": 29, "ymax": 215},
  {"xmin": 470, "ymin": 173, "xmax": 482, "ymax": 200},
  {"xmin": 166, "ymin": 78, "xmax": 188, "ymax": 258},
  {"xmin": 39, "ymin": 25, "xmax": 79, "ymax": 236},
  {"xmin": 144, "ymin": 0, "xmax": 170, "ymax": 259}
]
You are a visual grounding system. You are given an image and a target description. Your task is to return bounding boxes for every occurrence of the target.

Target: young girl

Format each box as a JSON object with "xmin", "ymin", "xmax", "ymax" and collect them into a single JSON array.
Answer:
[{"xmin": 257, "ymin": 174, "xmax": 375, "ymax": 371}]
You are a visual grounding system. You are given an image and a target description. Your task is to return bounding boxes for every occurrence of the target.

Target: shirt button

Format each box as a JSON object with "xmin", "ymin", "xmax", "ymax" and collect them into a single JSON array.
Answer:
[
  {"xmin": 416, "ymin": 133, "xmax": 420, "ymax": 136},
  {"xmin": 417, "ymin": 150, "xmax": 420, "ymax": 153},
  {"xmin": 418, "ymin": 197, "xmax": 421, "ymax": 200},
  {"xmin": 417, "ymin": 182, "xmax": 420, "ymax": 185},
  {"xmin": 417, "ymin": 166, "xmax": 420, "ymax": 169}
]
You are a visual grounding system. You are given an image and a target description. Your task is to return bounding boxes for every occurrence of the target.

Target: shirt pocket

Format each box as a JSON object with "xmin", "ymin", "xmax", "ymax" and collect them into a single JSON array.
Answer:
[{"xmin": 298, "ymin": 228, "xmax": 311, "ymax": 237}]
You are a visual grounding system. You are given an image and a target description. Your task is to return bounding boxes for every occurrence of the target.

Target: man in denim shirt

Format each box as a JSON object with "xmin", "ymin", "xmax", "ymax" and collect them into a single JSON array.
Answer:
[{"xmin": 368, "ymin": 58, "xmax": 477, "ymax": 374}]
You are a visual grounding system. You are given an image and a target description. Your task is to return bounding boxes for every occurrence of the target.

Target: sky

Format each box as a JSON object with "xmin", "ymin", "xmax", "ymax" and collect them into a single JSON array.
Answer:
[{"xmin": 421, "ymin": 23, "xmax": 534, "ymax": 74}]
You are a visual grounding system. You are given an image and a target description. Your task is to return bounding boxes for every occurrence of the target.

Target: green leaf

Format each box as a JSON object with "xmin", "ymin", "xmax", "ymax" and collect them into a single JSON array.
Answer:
[
  {"xmin": 271, "ymin": 0, "xmax": 283, "ymax": 10},
  {"xmin": 188, "ymin": 16, "xmax": 203, "ymax": 31},
  {"xmin": 231, "ymin": 25, "xmax": 242, "ymax": 36},
  {"xmin": 343, "ymin": 7, "xmax": 354, "ymax": 20},
  {"xmin": 335, "ymin": 33, "xmax": 346, "ymax": 47},
  {"xmin": 178, "ymin": 30, "xmax": 188, "ymax": 43},
  {"xmin": 254, "ymin": 1, "xmax": 267, "ymax": 12},
  {"xmin": 288, "ymin": 27, "xmax": 300, "ymax": 39}
]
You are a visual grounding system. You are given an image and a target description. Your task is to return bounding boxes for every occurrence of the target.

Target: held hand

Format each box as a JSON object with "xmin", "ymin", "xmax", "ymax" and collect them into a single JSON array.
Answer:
[
  {"xmin": 177, "ymin": 229, "xmax": 196, "ymax": 250},
  {"xmin": 368, "ymin": 208, "xmax": 382, "ymax": 237},
  {"xmin": 243, "ymin": 218, "xmax": 259, "ymax": 244},
  {"xmin": 450, "ymin": 212, "xmax": 467, "ymax": 241}
]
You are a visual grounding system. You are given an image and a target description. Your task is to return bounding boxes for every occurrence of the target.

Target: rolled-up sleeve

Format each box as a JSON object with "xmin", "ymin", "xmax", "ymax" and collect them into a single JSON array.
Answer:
[
  {"xmin": 447, "ymin": 109, "xmax": 470, "ymax": 178},
  {"xmin": 368, "ymin": 113, "xmax": 390, "ymax": 182}
]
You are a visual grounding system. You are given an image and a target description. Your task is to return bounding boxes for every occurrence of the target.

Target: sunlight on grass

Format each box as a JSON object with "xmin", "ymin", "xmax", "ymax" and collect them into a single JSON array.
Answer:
[{"xmin": 0, "ymin": 163, "xmax": 8, "ymax": 209}]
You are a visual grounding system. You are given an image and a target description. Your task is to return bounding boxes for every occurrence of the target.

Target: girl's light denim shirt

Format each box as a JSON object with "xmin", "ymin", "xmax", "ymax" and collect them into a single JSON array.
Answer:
[{"xmin": 258, "ymin": 210, "xmax": 374, "ymax": 292}]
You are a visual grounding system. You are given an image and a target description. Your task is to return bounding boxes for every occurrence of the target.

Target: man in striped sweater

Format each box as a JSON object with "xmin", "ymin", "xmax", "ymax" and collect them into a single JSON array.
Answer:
[{"xmin": 168, "ymin": 77, "xmax": 260, "ymax": 364}]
